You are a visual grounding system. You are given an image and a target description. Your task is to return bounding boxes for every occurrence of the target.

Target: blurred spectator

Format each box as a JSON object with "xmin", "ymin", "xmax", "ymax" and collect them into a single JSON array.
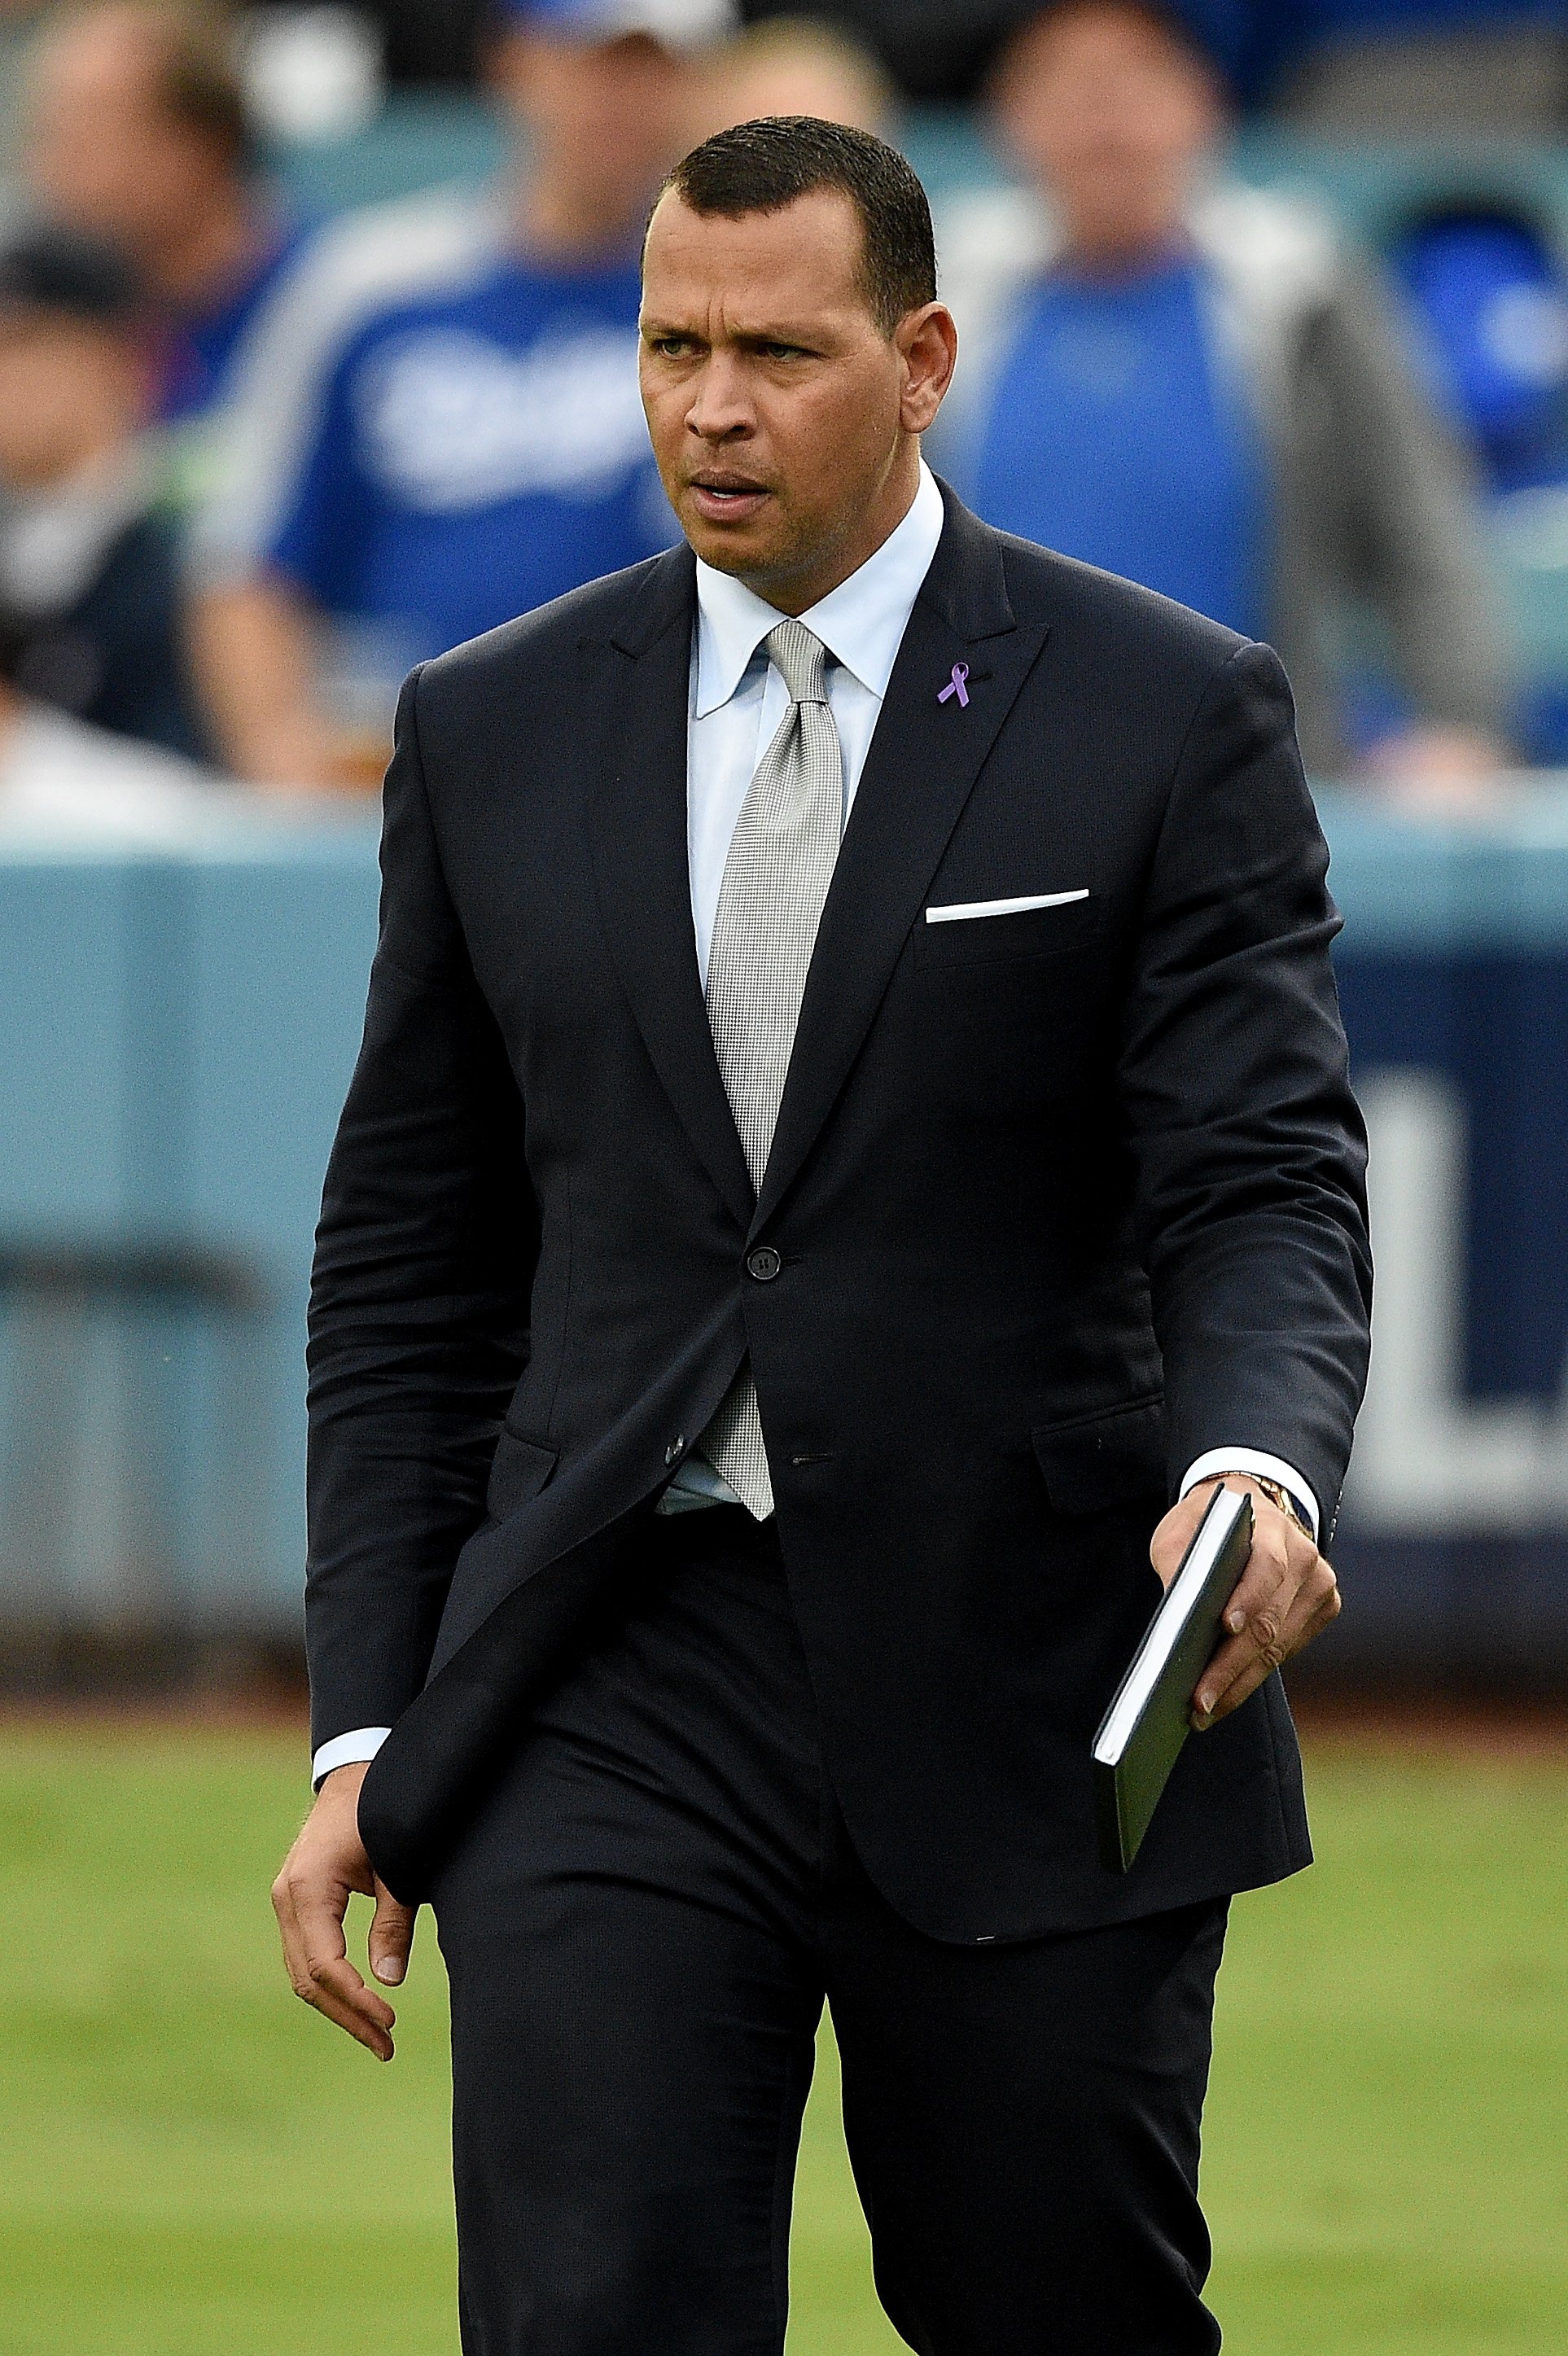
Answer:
[
  {"xmin": 0, "ymin": 593, "xmax": 224, "ymax": 843},
  {"xmin": 18, "ymin": 0, "xmax": 313, "ymax": 471},
  {"xmin": 1394, "ymin": 201, "xmax": 1568, "ymax": 497},
  {"xmin": 190, "ymin": 0, "xmax": 732, "ymax": 786},
  {"xmin": 1262, "ymin": 2, "xmax": 1568, "ymax": 138},
  {"xmin": 0, "ymin": 221, "xmax": 212, "ymax": 762},
  {"xmin": 709, "ymin": 0, "xmax": 1051, "ymax": 101},
  {"xmin": 690, "ymin": 14, "xmax": 896, "ymax": 139},
  {"xmin": 1394, "ymin": 197, "xmax": 1568, "ymax": 760},
  {"xmin": 936, "ymin": 0, "xmax": 1511, "ymax": 783}
]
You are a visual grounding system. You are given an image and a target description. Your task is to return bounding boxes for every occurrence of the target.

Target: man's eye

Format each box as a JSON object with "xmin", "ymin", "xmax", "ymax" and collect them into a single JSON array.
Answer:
[
  {"xmin": 764, "ymin": 343, "xmax": 805, "ymax": 361},
  {"xmin": 650, "ymin": 336, "xmax": 693, "ymax": 358}
]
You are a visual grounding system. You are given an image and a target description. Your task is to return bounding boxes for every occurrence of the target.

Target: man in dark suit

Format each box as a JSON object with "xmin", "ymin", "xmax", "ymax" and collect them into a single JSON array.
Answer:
[{"xmin": 274, "ymin": 117, "xmax": 1369, "ymax": 2354}]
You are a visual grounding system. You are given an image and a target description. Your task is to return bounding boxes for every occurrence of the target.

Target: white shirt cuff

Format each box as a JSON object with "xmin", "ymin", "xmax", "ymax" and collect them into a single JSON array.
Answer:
[
  {"xmin": 1179, "ymin": 1450, "xmax": 1319, "ymax": 1542},
  {"xmin": 312, "ymin": 1728, "xmax": 391, "ymax": 1787}
]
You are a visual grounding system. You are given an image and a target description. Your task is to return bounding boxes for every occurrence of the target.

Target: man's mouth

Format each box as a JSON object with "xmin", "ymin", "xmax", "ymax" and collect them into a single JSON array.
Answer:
[{"xmin": 687, "ymin": 475, "xmax": 771, "ymax": 523}]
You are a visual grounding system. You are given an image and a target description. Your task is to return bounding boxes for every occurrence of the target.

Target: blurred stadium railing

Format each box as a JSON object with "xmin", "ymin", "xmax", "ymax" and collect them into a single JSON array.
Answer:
[
  {"xmin": 0, "ymin": 809, "xmax": 379, "ymax": 1658},
  {"xmin": 5, "ymin": 789, "xmax": 1568, "ymax": 1688}
]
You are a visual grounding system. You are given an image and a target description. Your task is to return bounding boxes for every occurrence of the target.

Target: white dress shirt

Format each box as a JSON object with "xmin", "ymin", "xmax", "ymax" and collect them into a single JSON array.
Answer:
[
  {"xmin": 685, "ymin": 458, "xmax": 948, "ymax": 984},
  {"xmin": 312, "ymin": 462, "xmax": 1316, "ymax": 1785}
]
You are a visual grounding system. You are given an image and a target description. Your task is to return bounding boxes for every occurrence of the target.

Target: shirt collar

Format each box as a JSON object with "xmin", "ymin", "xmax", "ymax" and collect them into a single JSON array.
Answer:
[{"xmin": 692, "ymin": 461, "xmax": 946, "ymax": 720}]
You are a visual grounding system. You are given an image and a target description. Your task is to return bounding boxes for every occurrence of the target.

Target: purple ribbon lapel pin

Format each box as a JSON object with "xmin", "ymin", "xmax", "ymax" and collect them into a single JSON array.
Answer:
[{"xmin": 938, "ymin": 662, "xmax": 970, "ymax": 708}]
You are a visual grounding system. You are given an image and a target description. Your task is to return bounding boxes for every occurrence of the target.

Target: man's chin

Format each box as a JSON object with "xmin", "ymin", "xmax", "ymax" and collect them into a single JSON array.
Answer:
[
  {"xmin": 677, "ymin": 494, "xmax": 793, "ymax": 578},
  {"xmin": 681, "ymin": 519, "xmax": 771, "ymax": 575}
]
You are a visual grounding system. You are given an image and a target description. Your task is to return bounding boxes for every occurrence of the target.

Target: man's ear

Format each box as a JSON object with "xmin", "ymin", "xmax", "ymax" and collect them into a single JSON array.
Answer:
[{"xmin": 897, "ymin": 302, "xmax": 958, "ymax": 435}]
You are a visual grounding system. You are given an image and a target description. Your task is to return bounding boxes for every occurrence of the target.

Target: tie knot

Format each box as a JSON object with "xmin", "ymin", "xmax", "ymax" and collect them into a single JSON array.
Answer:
[{"xmin": 764, "ymin": 618, "xmax": 828, "ymax": 706}]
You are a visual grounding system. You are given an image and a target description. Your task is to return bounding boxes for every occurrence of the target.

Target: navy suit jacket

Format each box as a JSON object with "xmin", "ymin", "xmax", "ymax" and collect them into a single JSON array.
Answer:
[{"xmin": 308, "ymin": 488, "xmax": 1372, "ymax": 1929}]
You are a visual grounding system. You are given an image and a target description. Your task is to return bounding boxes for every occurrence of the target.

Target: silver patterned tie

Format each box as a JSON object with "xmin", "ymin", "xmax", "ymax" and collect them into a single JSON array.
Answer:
[{"xmin": 701, "ymin": 619, "xmax": 844, "ymax": 1518}]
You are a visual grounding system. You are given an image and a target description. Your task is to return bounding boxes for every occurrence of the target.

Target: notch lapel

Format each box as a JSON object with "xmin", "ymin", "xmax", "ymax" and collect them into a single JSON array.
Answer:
[
  {"xmin": 753, "ymin": 500, "xmax": 1050, "ymax": 1233},
  {"xmin": 588, "ymin": 545, "xmax": 755, "ymax": 1231}
]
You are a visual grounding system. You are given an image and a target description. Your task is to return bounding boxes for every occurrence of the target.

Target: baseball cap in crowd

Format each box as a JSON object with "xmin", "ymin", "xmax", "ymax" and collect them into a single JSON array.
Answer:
[
  {"xmin": 500, "ymin": 0, "xmax": 738, "ymax": 49},
  {"xmin": 0, "ymin": 223, "xmax": 142, "ymax": 327}
]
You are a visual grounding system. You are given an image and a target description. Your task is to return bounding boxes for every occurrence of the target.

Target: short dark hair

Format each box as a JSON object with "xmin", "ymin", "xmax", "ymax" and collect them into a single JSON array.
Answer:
[{"xmin": 657, "ymin": 116, "xmax": 937, "ymax": 336}]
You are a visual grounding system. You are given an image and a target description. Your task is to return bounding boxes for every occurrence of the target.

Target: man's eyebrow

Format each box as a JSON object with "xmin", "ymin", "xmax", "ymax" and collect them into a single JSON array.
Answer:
[
  {"xmin": 639, "ymin": 315, "xmax": 832, "ymax": 347},
  {"xmin": 730, "ymin": 325, "xmax": 824, "ymax": 348}
]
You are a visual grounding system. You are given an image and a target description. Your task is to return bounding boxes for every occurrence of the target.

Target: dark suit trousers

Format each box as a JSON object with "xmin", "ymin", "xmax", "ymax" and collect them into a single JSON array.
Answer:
[{"xmin": 431, "ymin": 1507, "xmax": 1228, "ymax": 2354}]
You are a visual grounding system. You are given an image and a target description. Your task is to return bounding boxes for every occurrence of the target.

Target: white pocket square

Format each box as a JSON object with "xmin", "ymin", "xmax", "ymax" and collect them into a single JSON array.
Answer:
[{"xmin": 924, "ymin": 888, "xmax": 1090, "ymax": 926}]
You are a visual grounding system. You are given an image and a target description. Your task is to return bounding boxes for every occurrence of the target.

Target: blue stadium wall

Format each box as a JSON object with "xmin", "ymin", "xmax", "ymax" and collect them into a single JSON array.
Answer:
[{"xmin": 3, "ymin": 790, "xmax": 1568, "ymax": 1689}]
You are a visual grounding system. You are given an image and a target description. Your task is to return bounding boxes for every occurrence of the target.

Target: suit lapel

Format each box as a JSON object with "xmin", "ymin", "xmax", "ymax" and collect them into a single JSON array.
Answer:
[
  {"xmin": 585, "ymin": 500, "xmax": 1051, "ymax": 1239},
  {"xmin": 753, "ymin": 497, "xmax": 1050, "ymax": 1233},
  {"xmin": 588, "ymin": 545, "xmax": 756, "ymax": 1230}
]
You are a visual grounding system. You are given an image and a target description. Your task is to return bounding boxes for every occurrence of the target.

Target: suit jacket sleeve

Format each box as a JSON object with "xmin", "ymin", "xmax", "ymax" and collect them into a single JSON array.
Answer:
[
  {"xmin": 1119, "ymin": 640, "xmax": 1372, "ymax": 1539},
  {"xmin": 304, "ymin": 667, "xmax": 536, "ymax": 1754}
]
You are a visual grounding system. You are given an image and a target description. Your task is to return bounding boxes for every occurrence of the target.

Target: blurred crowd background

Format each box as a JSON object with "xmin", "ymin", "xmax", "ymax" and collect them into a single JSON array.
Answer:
[
  {"xmin": 3, "ymin": 0, "xmax": 1568, "ymax": 811},
  {"xmin": 4, "ymin": 0, "xmax": 1568, "ymax": 1695}
]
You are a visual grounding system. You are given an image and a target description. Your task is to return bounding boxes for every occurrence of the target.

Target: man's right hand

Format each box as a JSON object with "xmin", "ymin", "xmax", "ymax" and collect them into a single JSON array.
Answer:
[{"xmin": 272, "ymin": 1763, "xmax": 418, "ymax": 2060}]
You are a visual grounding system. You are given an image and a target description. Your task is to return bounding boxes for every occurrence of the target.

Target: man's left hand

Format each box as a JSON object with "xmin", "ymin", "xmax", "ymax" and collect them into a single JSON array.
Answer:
[{"xmin": 1150, "ymin": 1476, "xmax": 1340, "ymax": 1730}]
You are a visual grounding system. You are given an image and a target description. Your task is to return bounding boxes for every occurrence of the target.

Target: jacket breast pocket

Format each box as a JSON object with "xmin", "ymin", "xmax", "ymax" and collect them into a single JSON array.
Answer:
[
  {"xmin": 1031, "ymin": 1396, "xmax": 1166, "ymax": 1516},
  {"xmin": 914, "ymin": 891, "xmax": 1101, "ymax": 969},
  {"xmin": 485, "ymin": 1427, "xmax": 559, "ymax": 1521}
]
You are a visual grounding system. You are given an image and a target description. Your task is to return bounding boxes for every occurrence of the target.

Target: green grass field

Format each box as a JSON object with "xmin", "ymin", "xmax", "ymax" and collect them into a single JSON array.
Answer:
[{"xmin": 1, "ymin": 1718, "xmax": 1563, "ymax": 2355}]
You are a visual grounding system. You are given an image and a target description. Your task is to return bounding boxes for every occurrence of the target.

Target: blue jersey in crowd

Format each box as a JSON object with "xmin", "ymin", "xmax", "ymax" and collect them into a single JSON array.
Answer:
[
  {"xmin": 265, "ymin": 249, "xmax": 670, "ymax": 663},
  {"xmin": 157, "ymin": 215, "xmax": 315, "ymax": 423},
  {"xmin": 964, "ymin": 256, "xmax": 1271, "ymax": 643}
]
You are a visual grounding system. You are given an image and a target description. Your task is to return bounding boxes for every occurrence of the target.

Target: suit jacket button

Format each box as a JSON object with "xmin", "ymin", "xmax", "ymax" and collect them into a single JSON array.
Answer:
[
  {"xmin": 665, "ymin": 1436, "xmax": 685, "ymax": 1465},
  {"xmin": 746, "ymin": 1246, "xmax": 782, "ymax": 1282}
]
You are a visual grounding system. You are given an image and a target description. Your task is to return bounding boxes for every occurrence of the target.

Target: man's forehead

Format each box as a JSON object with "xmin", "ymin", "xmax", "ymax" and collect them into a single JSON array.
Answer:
[
  {"xmin": 646, "ymin": 186, "xmax": 864, "ymax": 271},
  {"xmin": 642, "ymin": 189, "xmax": 868, "ymax": 319}
]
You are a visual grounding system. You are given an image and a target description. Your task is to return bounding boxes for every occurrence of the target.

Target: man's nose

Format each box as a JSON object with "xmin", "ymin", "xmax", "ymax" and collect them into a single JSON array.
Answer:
[{"xmin": 685, "ymin": 356, "xmax": 754, "ymax": 443}]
